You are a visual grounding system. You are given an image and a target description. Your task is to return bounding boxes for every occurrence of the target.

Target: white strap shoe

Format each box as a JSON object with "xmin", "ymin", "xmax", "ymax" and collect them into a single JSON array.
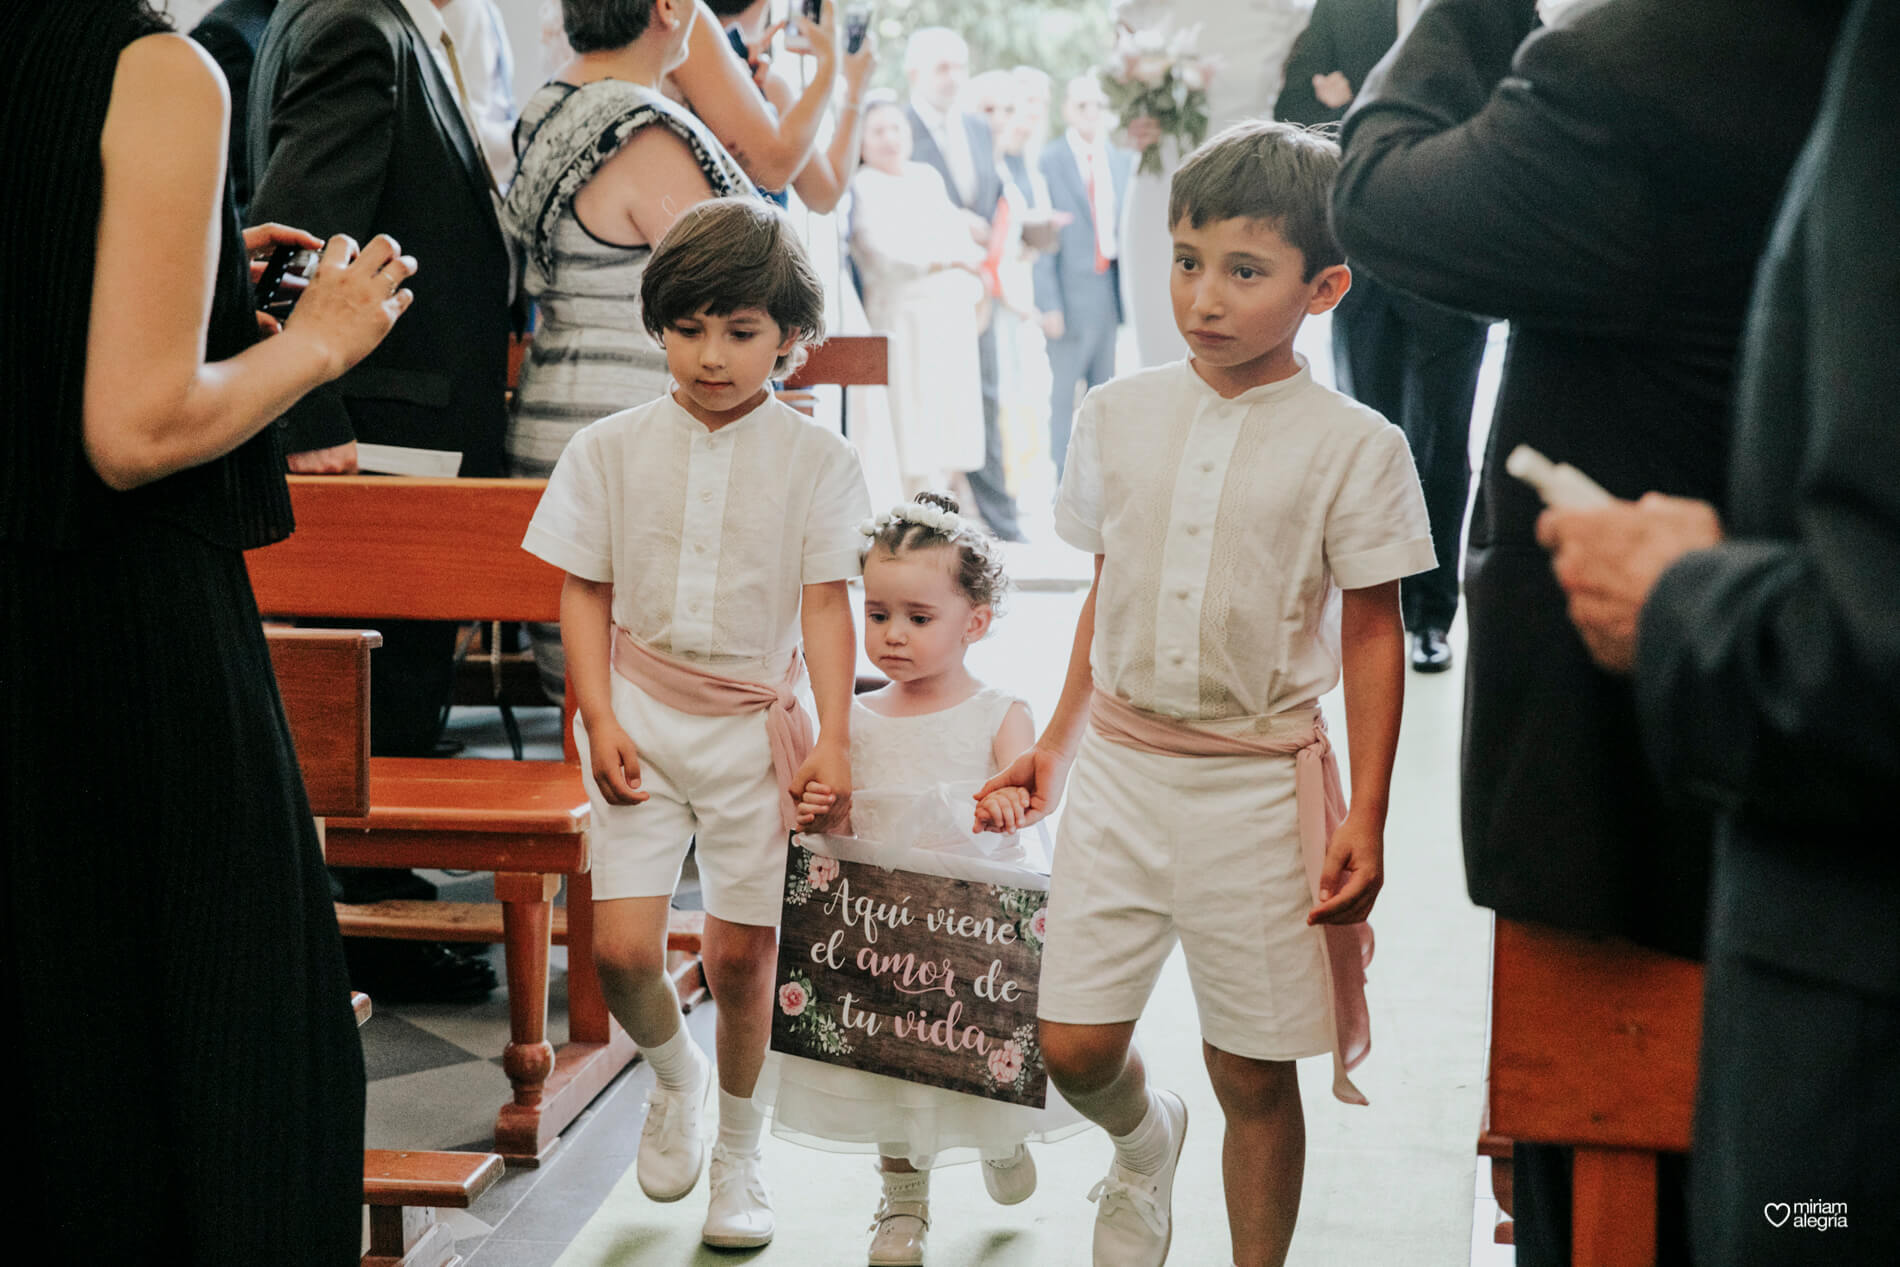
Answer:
[
  {"xmin": 982, "ymin": 1144, "xmax": 1038, "ymax": 1205},
  {"xmin": 867, "ymin": 1192, "xmax": 930, "ymax": 1266},
  {"xmin": 702, "ymin": 1143, "xmax": 775, "ymax": 1249}
]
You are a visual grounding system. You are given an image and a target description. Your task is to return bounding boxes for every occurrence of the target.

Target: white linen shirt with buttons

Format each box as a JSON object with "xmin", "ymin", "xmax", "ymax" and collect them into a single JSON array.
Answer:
[
  {"xmin": 1055, "ymin": 359, "xmax": 1435, "ymax": 721},
  {"xmin": 522, "ymin": 393, "xmax": 871, "ymax": 682}
]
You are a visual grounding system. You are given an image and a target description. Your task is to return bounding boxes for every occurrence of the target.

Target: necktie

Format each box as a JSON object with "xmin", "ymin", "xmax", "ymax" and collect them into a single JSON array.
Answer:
[
  {"xmin": 1083, "ymin": 153, "xmax": 1109, "ymax": 274},
  {"xmin": 440, "ymin": 29, "xmax": 503, "ymax": 197}
]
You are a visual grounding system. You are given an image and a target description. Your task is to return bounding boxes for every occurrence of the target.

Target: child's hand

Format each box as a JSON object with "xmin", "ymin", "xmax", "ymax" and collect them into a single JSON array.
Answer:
[
  {"xmin": 585, "ymin": 718, "xmax": 649, "ymax": 807},
  {"xmin": 1307, "ymin": 813, "xmax": 1384, "ymax": 925},
  {"xmin": 791, "ymin": 741, "xmax": 851, "ymax": 833},
  {"xmin": 974, "ymin": 786, "xmax": 1032, "ymax": 833},
  {"xmin": 795, "ymin": 781, "xmax": 837, "ymax": 829},
  {"xmin": 972, "ymin": 744, "xmax": 1071, "ymax": 833}
]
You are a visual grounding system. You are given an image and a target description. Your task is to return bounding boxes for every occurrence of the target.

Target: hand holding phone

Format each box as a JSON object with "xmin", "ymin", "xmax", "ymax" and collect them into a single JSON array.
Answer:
[
  {"xmin": 783, "ymin": 0, "xmax": 827, "ymax": 57},
  {"xmin": 844, "ymin": 5, "xmax": 871, "ymax": 54}
]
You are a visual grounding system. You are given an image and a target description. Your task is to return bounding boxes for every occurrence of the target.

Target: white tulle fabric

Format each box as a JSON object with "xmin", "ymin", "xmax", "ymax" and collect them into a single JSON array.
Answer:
[{"xmin": 757, "ymin": 688, "xmax": 1089, "ymax": 1165}]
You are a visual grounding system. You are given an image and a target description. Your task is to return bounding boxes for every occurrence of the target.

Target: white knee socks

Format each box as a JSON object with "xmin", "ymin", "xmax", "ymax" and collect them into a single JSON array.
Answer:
[
  {"xmin": 1108, "ymin": 1089, "xmax": 1171, "ymax": 1176},
  {"xmin": 718, "ymin": 1088, "xmax": 765, "ymax": 1156},
  {"xmin": 642, "ymin": 1026, "xmax": 704, "ymax": 1094}
]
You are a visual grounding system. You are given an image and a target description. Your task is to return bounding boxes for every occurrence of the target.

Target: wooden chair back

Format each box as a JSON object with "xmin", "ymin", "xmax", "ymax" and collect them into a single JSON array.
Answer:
[
  {"xmin": 264, "ymin": 627, "xmax": 381, "ymax": 818},
  {"xmin": 1488, "ymin": 918, "xmax": 1704, "ymax": 1264}
]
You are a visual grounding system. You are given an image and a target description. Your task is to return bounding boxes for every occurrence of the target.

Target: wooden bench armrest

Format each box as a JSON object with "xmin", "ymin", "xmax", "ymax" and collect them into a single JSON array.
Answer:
[{"xmin": 362, "ymin": 1150, "xmax": 503, "ymax": 1209}]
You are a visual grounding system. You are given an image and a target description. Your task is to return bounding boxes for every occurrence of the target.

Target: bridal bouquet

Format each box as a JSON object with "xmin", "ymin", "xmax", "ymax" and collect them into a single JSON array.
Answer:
[{"xmin": 1100, "ymin": 25, "xmax": 1216, "ymax": 176}]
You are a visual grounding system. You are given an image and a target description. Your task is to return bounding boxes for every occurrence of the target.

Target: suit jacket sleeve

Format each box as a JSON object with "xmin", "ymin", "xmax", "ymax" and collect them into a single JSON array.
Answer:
[
  {"xmin": 1634, "ymin": 5, "xmax": 1900, "ymax": 831},
  {"xmin": 1332, "ymin": 0, "xmax": 1655, "ymax": 333},
  {"xmin": 1032, "ymin": 148, "xmax": 1064, "ymax": 317},
  {"xmin": 1275, "ymin": 0, "xmax": 1342, "ymax": 125},
  {"xmin": 248, "ymin": 11, "xmax": 401, "ymax": 453}
]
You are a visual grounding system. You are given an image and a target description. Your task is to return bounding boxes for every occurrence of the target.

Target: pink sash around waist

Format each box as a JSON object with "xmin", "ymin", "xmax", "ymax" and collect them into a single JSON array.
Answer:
[
  {"xmin": 612, "ymin": 627, "xmax": 814, "ymax": 833},
  {"xmin": 1088, "ymin": 685, "xmax": 1373, "ymax": 1106}
]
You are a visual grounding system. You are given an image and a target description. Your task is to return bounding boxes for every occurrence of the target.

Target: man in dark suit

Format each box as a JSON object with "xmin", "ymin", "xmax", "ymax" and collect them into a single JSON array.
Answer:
[
  {"xmin": 189, "ymin": 0, "xmax": 278, "ymax": 222},
  {"xmin": 250, "ymin": 0, "xmax": 515, "ymax": 999},
  {"xmin": 903, "ymin": 26, "xmax": 1025, "ymax": 541},
  {"xmin": 1542, "ymin": 5, "xmax": 1899, "ymax": 1259},
  {"xmin": 1278, "ymin": 0, "xmax": 1490, "ymax": 673},
  {"xmin": 1331, "ymin": 0, "xmax": 1847, "ymax": 1260},
  {"xmin": 1034, "ymin": 75, "xmax": 1129, "ymax": 481}
]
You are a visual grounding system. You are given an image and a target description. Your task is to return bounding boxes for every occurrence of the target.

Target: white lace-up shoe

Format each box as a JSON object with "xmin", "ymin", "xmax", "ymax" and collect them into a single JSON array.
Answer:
[
  {"xmin": 982, "ymin": 1144, "xmax": 1037, "ymax": 1205},
  {"xmin": 701, "ymin": 1144, "xmax": 775, "ymax": 1248},
  {"xmin": 1088, "ymin": 1091, "xmax": 1187, "ymax": 1266},
  {"xmin": 635, "ymin": 1045, "xmax": 710, "ymax": 1202},
  {"xmin": 867, "ymin": 1184, "xmax": 930, "ymax": 1266}
]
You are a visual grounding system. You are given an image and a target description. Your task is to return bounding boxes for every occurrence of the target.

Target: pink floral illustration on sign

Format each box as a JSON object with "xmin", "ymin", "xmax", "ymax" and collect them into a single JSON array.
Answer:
[
  {"xmin": 807, "ymin": 853, "xmax": 840, "ymax": 892},
  {"xmin": 778, "ymin": 981, "xmax": 809, "ymax": 1017},
  {"xmin": 987, "ymin": 1039, "xmax": 1025, "ymax": 1085},
  {"xmin": 1028, "ymin": 908, "xmax": 1048, "ymax": 942}
]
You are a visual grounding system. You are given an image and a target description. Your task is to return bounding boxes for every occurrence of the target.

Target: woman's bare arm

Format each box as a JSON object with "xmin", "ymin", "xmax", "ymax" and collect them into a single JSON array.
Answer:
[
  {"xmin": 82, "ymin": 35, "xmax": 407, "ymax": 490},
  {"xmin": 670, "ymin": 0, "xmax": 836, "ymax": 192}
]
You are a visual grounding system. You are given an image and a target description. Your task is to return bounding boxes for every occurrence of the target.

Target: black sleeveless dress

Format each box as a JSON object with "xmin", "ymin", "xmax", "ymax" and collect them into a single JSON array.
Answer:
[{"xmin": 0, "ymin": 5, "xmax": 362, "ymax": 1260}]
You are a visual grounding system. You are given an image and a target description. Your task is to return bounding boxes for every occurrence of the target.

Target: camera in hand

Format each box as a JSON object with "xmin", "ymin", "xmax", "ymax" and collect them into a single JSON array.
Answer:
[
  {"xmin": 844, "ymin": 5, "xmax": 870, "ymax": 54},
  {"xmin": 253, "ymin": 243, "xmax": 320, "ymax": 318}
]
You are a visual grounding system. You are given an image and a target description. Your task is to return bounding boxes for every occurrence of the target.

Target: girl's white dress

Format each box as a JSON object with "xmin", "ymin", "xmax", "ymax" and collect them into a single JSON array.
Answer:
[{"xmin": 760, "ymin": 686, "xmax": 1086, "ymax": 1164}]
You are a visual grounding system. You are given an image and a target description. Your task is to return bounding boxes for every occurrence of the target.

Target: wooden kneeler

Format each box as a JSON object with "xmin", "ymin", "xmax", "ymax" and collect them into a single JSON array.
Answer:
[{"xmin": 1487, "ymin": 918, "xmax": 1704, "ymax": 1266}]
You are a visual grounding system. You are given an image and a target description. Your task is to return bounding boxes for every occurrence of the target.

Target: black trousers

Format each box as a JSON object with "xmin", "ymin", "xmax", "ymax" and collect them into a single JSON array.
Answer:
[
  {"xmin": 1691, "ymin": 950, "xmax": 1900, "ymax": 1264},
  {"xmin": 965, "ymin": 323, "xmax": 1022, "ymax": 538},
  {"xmin": 1331, "ymin": 270, "xmax": 1489, "ymax": 632}
]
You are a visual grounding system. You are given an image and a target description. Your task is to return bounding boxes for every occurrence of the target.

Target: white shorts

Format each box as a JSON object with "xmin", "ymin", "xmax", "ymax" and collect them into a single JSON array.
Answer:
[
  {"xmin": 1036, "ymin": 730, "xmax": 1333, "ymax": 1062},
  {"xmin": 574, "ymin": 672, "xmax": 792, "ymax": 927}
]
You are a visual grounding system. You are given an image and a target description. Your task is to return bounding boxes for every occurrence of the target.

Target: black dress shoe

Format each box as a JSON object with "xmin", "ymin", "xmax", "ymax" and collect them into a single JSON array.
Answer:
[
  {"xmin": 346, "ymin": 940, "xmax": 498, "ymax": 1005},
  {"xmin": 1410, "ymin": 629, "xmax": 1453, "ymax": 673}
]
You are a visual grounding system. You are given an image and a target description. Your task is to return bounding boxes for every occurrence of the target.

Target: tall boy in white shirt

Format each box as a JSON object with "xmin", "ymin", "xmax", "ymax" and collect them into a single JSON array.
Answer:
[
  {"xmin": 978, "ymin": 122, "xmax": 1434, "ymax": 1267},
  {"xmin": 523, "ymin": 199, "xmax": 868, "ymax": 1249}
]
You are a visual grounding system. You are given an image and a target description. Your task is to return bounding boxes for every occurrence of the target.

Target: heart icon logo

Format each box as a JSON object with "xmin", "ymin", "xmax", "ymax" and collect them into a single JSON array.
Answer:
[{"xmin": 1764, "ymin": 1203, "xmax": 1792, "ymax": 1228}]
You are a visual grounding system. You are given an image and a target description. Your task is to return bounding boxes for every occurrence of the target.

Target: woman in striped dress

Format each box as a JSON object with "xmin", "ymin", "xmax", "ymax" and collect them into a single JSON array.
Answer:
[{"xmin": 505, "ymin": 0, "xmax": 756, "ymax": 694}]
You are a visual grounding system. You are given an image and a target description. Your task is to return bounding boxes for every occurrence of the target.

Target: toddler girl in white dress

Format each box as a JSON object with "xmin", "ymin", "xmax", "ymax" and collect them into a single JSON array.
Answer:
[{"xmin": 776, "ymin": 492, "xmax": 1085, "ymax": 1266}]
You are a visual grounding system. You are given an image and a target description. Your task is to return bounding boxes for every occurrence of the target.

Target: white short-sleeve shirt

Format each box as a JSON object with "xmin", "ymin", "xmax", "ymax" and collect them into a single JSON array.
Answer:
[
  {"xmin": 1055, "ymin": 359, "xmax": 1435, "ymax": 721},
  {"xmin": 522, "ymin": 392, "xmax": 871, "ymax": 682}
]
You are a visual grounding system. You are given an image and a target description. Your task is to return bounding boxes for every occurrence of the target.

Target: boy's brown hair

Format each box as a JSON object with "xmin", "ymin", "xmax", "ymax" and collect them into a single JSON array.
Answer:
[
  {"xmin": 640, "ymin": 197, "xmax": 828, "ymax": 375},
  {"xmin": 1168, "ymin": 120, "xmax": 1345, "ymax": 281}
]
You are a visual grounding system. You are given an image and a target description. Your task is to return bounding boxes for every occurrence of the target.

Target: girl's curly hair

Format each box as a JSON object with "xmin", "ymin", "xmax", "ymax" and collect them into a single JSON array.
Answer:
[{"xmin": 860, "ymin": 492, "xmax": 1009, "ymax": 611}]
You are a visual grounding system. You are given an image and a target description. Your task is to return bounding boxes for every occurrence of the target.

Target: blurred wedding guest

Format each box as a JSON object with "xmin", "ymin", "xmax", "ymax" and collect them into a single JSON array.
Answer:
[
  {"xmin": 444, "ymin": 0, "xmax": 521, "ymax": 187},
  {"xmin": 850, "ymin": 98, "xmax": 987, "ymax": 496},
  {"xmin": 1331, "ymin": 0, "xmax": 1848, "ymax": 1261},
  {"xmin": 905, "ymin": 26, "xmax": 1025, "ymax": 540},
  {"xmin": 3, "ymin": 0, "xmax": 411, "ymax": 1255},
  {"xmin": 1035, "ymin": 75, "xmax": 1128, "ymax": 481},
  {"xmin": 505, "ymin": 0, "xmax": 754, "ymax": 696},
  {"xmin": 188, "ymin": 0, "xmax": 277, "ymax": 220},
  {"xmin": 1540, "ymin": 6, "xmax": 1900, "ymax": 1260},
  {"xmin": 1278, "ymin": 0, "xmax": 1490, "ymax": 673},
  {"xmin": 703, "ymin": 0, "xmax": 876, "ymax": 213},
  {"xmin": 1009, "ymin": 64, "xmax": 1053, "ymax": 168},
  {"xmin": 1113, "ymin": 0, "xmax": 1315, "ymax": 369},
  {"xmin": 251, "ymin": 0, "xmax": 518, "ymax": 999},
  {"xmin": 670, "ymin": 0, "xmax": 846, "ymax": 200}
]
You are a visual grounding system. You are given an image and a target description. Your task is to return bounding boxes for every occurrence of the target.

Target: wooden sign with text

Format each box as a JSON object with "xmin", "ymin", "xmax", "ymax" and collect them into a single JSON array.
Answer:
[{"xmin": 772, "ymin": 841, "xmax": 1050, "ymax": 1107}]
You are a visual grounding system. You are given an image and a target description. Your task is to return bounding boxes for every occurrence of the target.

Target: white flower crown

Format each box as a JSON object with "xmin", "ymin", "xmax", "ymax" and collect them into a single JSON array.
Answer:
[{"xmin": 858, "ymin": 501, "xmax": 964, "ymax": 538}]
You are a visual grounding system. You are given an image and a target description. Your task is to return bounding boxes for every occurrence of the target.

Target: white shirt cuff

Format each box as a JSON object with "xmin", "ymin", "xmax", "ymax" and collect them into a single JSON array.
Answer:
[
  {"xmin": 521, "ymin": 524, "xmax": 612, "ymax": 583},
  {"xmin": 1331, "ymin": 536, "xmax": 1438, "ymax": 590}
]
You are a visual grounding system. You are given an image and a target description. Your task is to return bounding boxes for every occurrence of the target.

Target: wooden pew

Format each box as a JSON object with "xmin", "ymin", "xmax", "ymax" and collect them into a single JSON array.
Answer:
[
  {"xmin": 785, "ymin": 334, "xmax": 890, "ymax": 440},
  {"xmin": 251, "ymin": 478, "xmax": 704, "ymax": 1163},
  {"xmin": 1487, "ymin": 918, "xmax": 1703, "ymax": 1265},
  {"xmin": 268, "ymin": 628, "xmax": 506, "ymax": 1267}
]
